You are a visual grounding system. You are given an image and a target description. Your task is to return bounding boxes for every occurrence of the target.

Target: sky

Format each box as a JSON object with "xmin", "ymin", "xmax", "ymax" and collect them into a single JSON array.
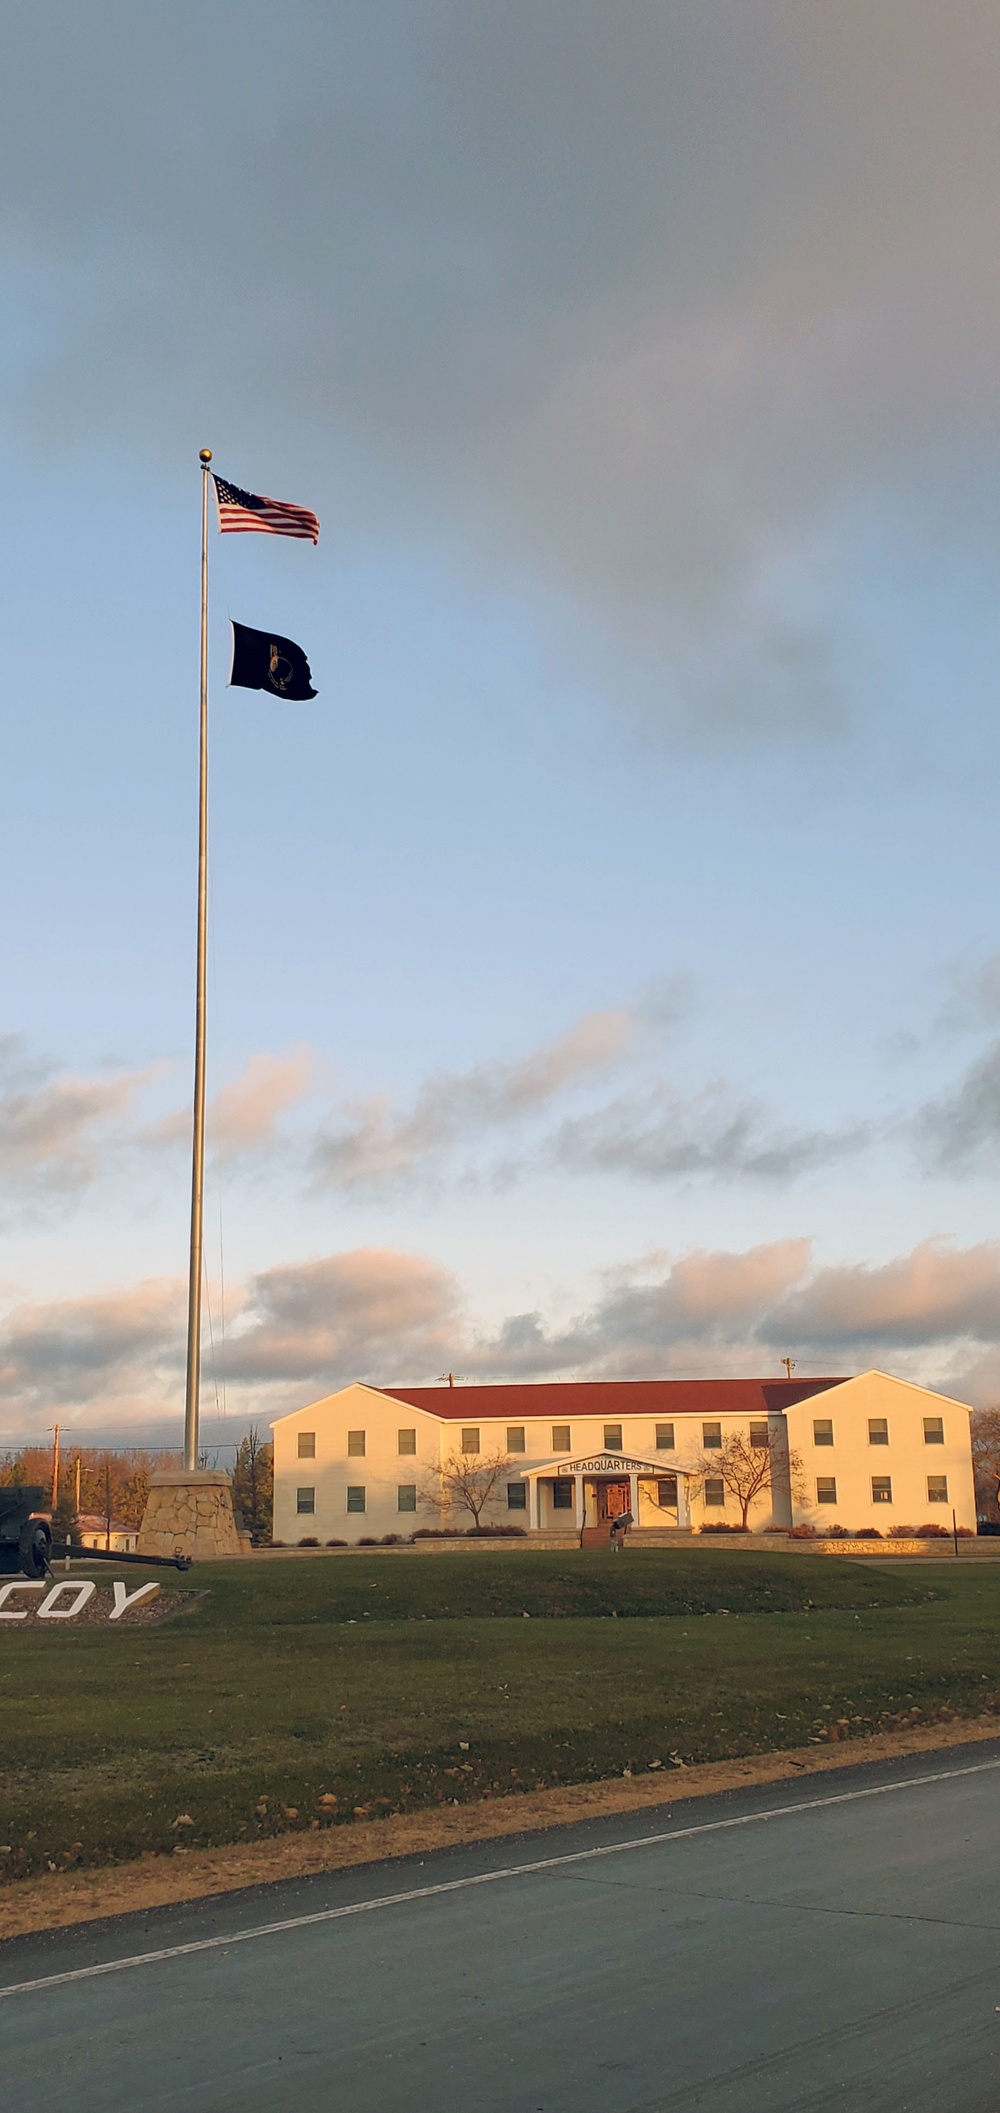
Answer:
[{"xmin": 5, "ymin": 0, "xmax": 1000, "ymax": 1446}]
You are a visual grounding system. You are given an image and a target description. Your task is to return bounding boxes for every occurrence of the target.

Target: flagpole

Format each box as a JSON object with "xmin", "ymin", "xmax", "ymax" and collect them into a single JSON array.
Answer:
[{"xmin": 183, "ymin": 448, "xmax": 212, "ymax": 1473}]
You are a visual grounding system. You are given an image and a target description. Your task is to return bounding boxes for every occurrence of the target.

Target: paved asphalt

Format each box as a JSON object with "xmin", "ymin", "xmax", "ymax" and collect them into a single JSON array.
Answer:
[{"xmin": 3, "ymin": 1744, "xmax": 1000, "ymax": 2111}]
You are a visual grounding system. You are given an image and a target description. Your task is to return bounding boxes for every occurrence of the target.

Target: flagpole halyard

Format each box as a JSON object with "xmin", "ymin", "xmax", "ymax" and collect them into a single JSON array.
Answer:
[{"xmin": 183, "ymin": 448, "xmax": 212, "ymax": 1473}]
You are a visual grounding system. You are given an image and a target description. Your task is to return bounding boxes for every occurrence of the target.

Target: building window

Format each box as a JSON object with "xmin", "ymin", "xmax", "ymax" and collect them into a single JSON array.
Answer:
[
  {"xmin": 297, "ymin": 1431, "xmax": 316, "ymax": 1459},
  {"xmin": 551, "ymin": 1425, "xmax": 571, "ymax": 1452},
  {"xmin": 346, "ymin": 1486, "xmax": 366, "ymax": 1513},
  {"xmin": 507, "ymin": 1482, "xmax": 527, "ymax": 1510},
  {"xmin": 871, "ymin": 1476, "xmax": 892, "ymax": 1504},
  {"xmin": 655, "ymin": 1423, "xmax": 675, "ymax": 1451},
  {"xmin": 507, "ymin": 1426, "xmax": 526, "ymax": 1453},
  {"xmin": 656, "ymin": 1476, "xmax": 678, "ymax": 1509},
  {"xmin": 296, "ymin": 1487, "xmax": 315, "ymax": 1515},
  {"xmin": 604, "ymin": 1424, "xmax": 623, "ymax": 1452},
  {"xmin": 347, "ymin": 1430, "xmax": 366, "ymax": 1457},
  {"xmin": 460, "ymin": 1427, "xmax": 480, "ymax": 1455},
  {"xmin": 397, "ymin": 1428, "xmax": 417, "ymax": 1455},
  {"xmin": 552, "ymin": 1481, "xmax": 573, "ymax": 1510},
  {"xmin": 749, "ymin": 1421, "xmax": 769, "ymax": 1449},
  {"xmin": 868, "ymin": 1419, "xmax": 889, "ymax": 1446},
  {"xmin": 397, "ymin": 1485, "xmax": 417, "ymax": 1513},
  {"xmin": 702, "ymin": 1422, "xmax": 722, "ymax": 1450},
  {"xmin": 813, "ymin": 1418, "xmax": 834, "ymax": 1446},
  {"xmin": 816, "ymin": 1477, "xmax": 837, "ymax": 1505},
  {"xmin": 923, "ymin": 1417, "xmax": 945, "ymax": 1445},
  {"xmin": 704, "ymin": 1478, "xmax": 725, "ymax": 1507},
  {"xmin": 927, "ymin": 1475, "xmax": 949, "ymax": 1504}
]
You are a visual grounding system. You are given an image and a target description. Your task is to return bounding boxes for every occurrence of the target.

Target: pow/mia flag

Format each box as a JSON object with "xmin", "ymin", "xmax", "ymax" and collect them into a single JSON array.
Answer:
[{"xmin": 229, "ymin": 620, "xmax": 317, "ymax": 701}]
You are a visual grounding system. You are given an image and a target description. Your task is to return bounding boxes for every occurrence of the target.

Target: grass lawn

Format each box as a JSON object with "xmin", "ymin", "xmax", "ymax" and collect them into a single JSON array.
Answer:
[{"xmin": 0, "ymin": 1549, "xmax": 997, "ymax": 1884}]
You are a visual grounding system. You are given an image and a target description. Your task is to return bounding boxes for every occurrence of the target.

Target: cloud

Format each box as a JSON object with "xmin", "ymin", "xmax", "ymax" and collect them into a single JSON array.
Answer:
[
  {"xmin": 218, "ymin": 1249, "xmax": 461, "ymax": 1386},
  {"xmin": 466, "ymin": 1239, "xmax": 814, "ymax": 1379},
  {"xmin": 7, "ymin": 4, "xmax": 1000, "ymax": 735},
  {"xmin": 463, "ymin": 1236, "xmax": 1000, "ymax": 1398},
  {"xmin": 0, "ymin": 1278, "xmax": 184, "ymax": 1424},
  {"xmin": 551, "ymin": 1084, "xmax": 872, "ymax": 1185},
  {"xmin": 916, "ymin": 1040, "xmax": 1000, "ymax": 1171},
  {"xmin": 0, "ymin": 1036, "xmax": 146, "ymax": 1198},
  {"xmin": 8, "ymin": 1231, "xmax": 1000, "ymax": 1436},
  {"xmin": 934, "ymin": 955, "xmax": 1000, "ymax": 1034},
  {"xmin": 146, "ymin": 1047, "xmax": 315, "ymax": 1154},
  {"xmin": 0, "ymin": 1248, "xmax": 459, "ymax": 1431},
  {"xmin": 310, "ymin": 1000, "xmax": 661, "ymax": 1190},
  {"xmin": 457, "ymin": 1233, "xmax": 1000, "ymax": 1397},
  {"xmin": 768, "ymin": 1238, "xmax": 1000, "ymax": 1353}
]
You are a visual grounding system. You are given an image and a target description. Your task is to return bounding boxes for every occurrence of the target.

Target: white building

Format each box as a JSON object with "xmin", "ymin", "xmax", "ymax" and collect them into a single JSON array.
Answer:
[
  {"xmin": 271, "ymin": 1371, "xmax": 977, "ymax": 1544},
  {"xmin": 76, "ymin": 1514, "xmax": 141, "ymax": 1553}
]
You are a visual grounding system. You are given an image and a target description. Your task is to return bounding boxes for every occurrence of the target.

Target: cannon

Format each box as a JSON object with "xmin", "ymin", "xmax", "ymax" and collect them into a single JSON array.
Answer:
[
  {"xmin": 0, "ymin": 1488, "xmax": 52, "ymax": 1579},
  {"xmin": 0, "ymin": 1487, "xmax": 192, "ymax": 1578}
]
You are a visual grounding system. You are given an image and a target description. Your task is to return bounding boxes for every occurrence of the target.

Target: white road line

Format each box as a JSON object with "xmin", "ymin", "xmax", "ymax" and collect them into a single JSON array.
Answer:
[{"xmin": 3, "ymin": 1755, "xmax": 998, "ymax": 2001}]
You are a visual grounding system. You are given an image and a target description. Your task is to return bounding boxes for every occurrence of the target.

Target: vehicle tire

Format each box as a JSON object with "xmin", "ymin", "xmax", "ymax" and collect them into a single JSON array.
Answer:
[{"xmin": 18, "ymin": 1520, "xmax": 51, "ymax": 1580}]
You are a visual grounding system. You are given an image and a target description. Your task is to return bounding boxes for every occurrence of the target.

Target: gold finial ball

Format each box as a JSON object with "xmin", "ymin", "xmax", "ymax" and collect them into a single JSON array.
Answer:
[{"xmin": 199, "ymin": 447, "xmax": 213, "ymax": 463}]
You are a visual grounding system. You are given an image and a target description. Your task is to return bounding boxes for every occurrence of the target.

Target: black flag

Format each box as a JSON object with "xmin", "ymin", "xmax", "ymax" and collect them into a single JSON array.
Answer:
[{"xmin": 229, "ymin": 620, "xmax": 317, "ymax": 700}]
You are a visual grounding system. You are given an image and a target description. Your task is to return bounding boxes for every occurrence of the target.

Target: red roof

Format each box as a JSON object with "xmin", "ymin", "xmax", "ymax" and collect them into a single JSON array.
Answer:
[{"xmin": 382, "ymin": 1378, "xmax": 847, "ymax": 1420}]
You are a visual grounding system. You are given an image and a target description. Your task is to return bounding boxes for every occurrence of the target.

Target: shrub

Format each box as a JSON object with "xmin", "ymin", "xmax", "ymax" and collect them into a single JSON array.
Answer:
[
  {"xmin": 270, "ymin": 1540, "xmax": 285, "ymax": 1549},
  {"xmin": 823, "ymin": 1524, "xmax": 850, "ymax": 1538},
  {"xmin": 789, "ymin": 1524, "xmax": 816, "ymax": 1539},
  {"xmin": 957, "ymin": 1525, "xmax": 975, "ymax": 1537},
  {"xmin": 699, "ymin": 1522, "xmax": 748, "ymax": 1534},
  {"xmin": 411, "ymin": 1526, "xmax": 464, "ymax": 1539},
  {"xmin": 465, "ymin": 1523, "xmax": 527, "ymax": 1537},
  {"xmin": 887, "ymin": 1525, "xmax": 917, "ymax": 1538},
  {"xmin": 325, "ymin": 1538, "xmax": 348, "ymax": 1548},
  {"xmin": 357, "ymin": 1536, "xmax": 378, "ymax": 1546},
  {"xmin": 297, "ymin": 1536, "xmax": 320, "ymax": 1548},
  {"xmin": 915, "ymin": 1523, "xmax": 949, "ymax": 1538},
  {"xmin": 851, "ymin": 1527, "xmax": 882, "ymax": 1538},
  {"xmin": 380, "ymin": 1533, "xmax": 405, "ymax": 1545}
]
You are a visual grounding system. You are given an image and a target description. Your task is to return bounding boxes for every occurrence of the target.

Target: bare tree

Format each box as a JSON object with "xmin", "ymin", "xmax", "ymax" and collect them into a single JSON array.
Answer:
[
  {"xmin": 691, "ymin": 1429, "xmax": 805, "ymax": 1529},
  {"xmin": 421, "ymin": 1446, "xmax": 512, "ymax": 1531},
  {"xmin": 971, "ymin": 1408, "xmax": 1000, "ymax": 1523}
]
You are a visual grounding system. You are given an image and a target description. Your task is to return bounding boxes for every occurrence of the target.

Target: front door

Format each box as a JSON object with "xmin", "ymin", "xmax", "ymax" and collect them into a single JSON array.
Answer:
[{"xmin": 597, "ymin": 1479, "xmax": 631, "ymax": 1523}]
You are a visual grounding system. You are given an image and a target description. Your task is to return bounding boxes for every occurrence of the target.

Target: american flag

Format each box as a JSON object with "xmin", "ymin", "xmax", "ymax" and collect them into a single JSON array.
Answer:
[{"xmin": 212, "ymin": 475, "xmax": 320, "ymax": 544}]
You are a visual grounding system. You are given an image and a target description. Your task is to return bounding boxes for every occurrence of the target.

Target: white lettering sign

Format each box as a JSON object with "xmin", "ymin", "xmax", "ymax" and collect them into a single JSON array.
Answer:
[
  {"xmin": 0, "ymin": 1581, "xmax": 44, "ymax": 1620},
  {"xmin": 0, "ymin": 1578, "xmax": 172, "ymax": 1627},
  {"xmin": 110, "ymin": 1581, "xmax": 160, "ymax": 1620},
  {"xmin": 554, "ymin": 1454, "xmax": 662, "ymax": 1477},
  {"xmin": 38, "ymin": 1580, "xmax": 96, "ymax": 1620}
]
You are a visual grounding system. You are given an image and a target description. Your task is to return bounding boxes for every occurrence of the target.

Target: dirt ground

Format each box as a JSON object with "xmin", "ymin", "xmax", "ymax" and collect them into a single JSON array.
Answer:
[{"xmin": 1, "ymin": 1714, "xmax": 995, "ymax": 1943}]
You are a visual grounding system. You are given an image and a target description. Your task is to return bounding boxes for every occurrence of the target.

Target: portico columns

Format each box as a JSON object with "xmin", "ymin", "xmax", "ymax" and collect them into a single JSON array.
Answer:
[
  {"xmin": 676, "ymin": 1474, "xmax": 689, "ymax": 1530},
  {"xmin": 628, "ymin": 1471, "xmax": 638, "ymax": 1522},
  {"xmin": 574, "ymin": 1474, "xmax": 584, "ymax": 1529}
]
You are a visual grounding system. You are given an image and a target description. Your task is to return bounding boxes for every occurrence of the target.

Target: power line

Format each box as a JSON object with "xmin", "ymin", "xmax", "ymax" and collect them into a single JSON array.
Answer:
[{"xmin": 0, "ymin": 1432, "xmax": 248, "ymax": 1451}]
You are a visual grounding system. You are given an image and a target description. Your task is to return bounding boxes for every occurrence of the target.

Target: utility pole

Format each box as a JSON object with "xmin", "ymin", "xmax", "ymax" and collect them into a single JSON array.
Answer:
[
  {"xmin": 74, "ymin": 1455, "xmax": 81, "ymax": 1517},
  {"xmin": 781, "ymin": 1358, "xmax": 796, "ymax": 1381},
  {"xmin": 49, "ymin": 1424, "xmax": 60, "ymax": 1511}
]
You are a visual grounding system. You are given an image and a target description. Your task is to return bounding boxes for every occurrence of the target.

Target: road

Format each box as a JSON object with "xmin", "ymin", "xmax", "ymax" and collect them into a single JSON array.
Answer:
[{"xmin": 3, "ymin": 1743, "xmax": 1000, "ymax": 2111}]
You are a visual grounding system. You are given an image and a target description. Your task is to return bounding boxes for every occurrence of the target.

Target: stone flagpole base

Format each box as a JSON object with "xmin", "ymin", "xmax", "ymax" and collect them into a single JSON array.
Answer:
[{"xmin": 137, "ymin": 1469, "xmax": 242, "ymax": 1560}]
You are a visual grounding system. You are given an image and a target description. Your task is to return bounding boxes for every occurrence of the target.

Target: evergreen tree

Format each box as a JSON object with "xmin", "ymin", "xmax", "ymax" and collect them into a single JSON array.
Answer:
[{"xmin": 232, "ymin": 1428, "xmax": 273, "ymax": 1542}]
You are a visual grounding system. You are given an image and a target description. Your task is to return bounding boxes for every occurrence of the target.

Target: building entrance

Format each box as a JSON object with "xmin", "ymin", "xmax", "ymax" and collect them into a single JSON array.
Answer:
[{"xmin": 595, "ymin": 1478, "xmax": 632, "ymax": 1523}]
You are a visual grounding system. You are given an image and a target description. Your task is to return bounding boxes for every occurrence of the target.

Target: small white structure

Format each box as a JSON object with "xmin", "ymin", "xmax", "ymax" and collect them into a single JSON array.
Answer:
[
  {"xmin": 271, "ymin": 1371, "xmax": 976, "ymax": 1544},
  {"xmin": 76, "ymin": 1514, "xmax": 140, "ymax": 1554}
]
